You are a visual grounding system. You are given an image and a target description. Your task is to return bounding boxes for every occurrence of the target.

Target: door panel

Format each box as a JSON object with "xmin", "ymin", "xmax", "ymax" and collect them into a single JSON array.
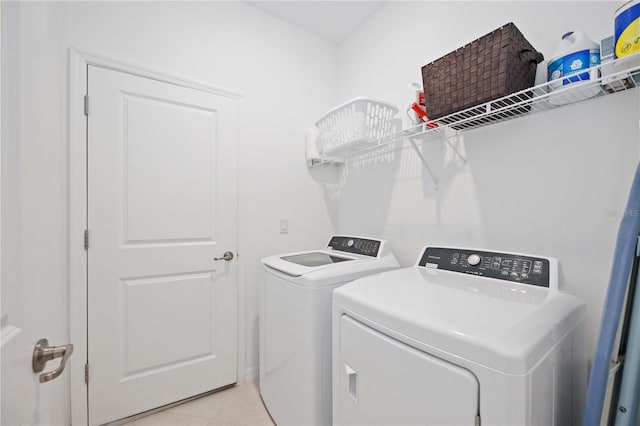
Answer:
[
  {"xmin": 124, "ymin": 93, "xmax": 216, "ymax": 243},
  {"xmin": 336, "ymin": 315, "xmax": 479, "ymax": 426},
  {"xmin": 87, "ymin": 65, "xmax": 238, "ymax": 424},
  {"xmin": 124, "ymin": 274, "xmax": 214, "ymax": 373}
]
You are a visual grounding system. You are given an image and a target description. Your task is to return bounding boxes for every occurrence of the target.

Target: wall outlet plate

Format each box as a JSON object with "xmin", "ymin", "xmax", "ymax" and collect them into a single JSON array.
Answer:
[{"xmin": 279, "ymin": 217, "xmax": 289, "ymax": 234}]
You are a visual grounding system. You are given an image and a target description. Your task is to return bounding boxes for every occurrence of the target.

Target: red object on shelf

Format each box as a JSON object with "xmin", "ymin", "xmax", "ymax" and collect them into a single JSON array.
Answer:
[{"xmin": 410, "ymin": 102, "xmax": 438, "ymax": 128}]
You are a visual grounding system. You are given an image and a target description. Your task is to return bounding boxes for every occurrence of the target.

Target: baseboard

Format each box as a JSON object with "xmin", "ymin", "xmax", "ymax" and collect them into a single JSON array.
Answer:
[{"xmin": 244, "ymin": 365, "xmax": 258, "ymax": 383}]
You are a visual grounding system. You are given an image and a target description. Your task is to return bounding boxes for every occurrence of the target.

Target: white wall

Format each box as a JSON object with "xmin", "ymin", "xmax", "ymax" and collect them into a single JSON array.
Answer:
[
  {"xmin": 1, "ymin": 2, "xmax": 336, "ymax": 423},
  {"xmin": 332, "ymin": 0, "xmax": 640, "ymax": 371},
  {"xmin": 4, "ymin": 0, "xmax": 640, "ymax": 423}
]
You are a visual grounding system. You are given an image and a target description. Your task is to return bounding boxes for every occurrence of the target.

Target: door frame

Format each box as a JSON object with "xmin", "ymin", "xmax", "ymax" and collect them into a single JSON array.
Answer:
[{"xmin": 68, "ymin": 49, "xmax": 245, "ymax": 425}]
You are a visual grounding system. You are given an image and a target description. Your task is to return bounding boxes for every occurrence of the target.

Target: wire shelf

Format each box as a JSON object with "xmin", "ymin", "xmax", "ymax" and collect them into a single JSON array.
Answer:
[{"xmin": 315, "ymin": 55, "xmax": 640, "ymax": 165}]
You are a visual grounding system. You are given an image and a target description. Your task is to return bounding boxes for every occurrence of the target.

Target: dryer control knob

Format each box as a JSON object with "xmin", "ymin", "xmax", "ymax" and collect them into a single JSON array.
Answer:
[{"xmin": 467, "ymin": 254, "xmax": 481, "ymax": 266}]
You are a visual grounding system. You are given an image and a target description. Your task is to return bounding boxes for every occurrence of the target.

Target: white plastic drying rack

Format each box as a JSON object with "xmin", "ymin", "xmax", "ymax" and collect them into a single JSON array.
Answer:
[{"xmin": 314, "ymin": 56, "xmax": 640, "ymax": 186}]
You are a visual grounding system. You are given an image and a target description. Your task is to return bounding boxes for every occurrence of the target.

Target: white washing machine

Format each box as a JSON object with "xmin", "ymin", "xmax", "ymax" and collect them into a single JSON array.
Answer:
[
  {"xmin": 260, "ymin": 236, "xmax": 399, "ymax": 426},
  {"xmin": 333, "ymin": 246, "xmax": 587, "ymax": 426}
]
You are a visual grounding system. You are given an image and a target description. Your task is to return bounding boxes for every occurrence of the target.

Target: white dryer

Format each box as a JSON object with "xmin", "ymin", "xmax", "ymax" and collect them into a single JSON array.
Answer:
[
  {"xmin": 260, "ymin": 236, "xmax": 399, "ymax": 426},
  {"xmin": 333, "ymin": 246, "xmax": 586, "ymax": 426}
]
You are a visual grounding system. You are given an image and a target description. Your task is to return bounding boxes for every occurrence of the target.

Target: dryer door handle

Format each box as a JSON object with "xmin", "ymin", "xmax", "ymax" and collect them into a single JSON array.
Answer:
[{"xmin": 345, "ymin": 364, "xmax": 358, "ymax": 402}]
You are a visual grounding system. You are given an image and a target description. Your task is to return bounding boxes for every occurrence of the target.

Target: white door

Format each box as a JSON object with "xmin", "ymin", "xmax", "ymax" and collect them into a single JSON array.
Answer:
[
  {"xmin": 1, "ymin": 313, "xmax": 73, "ymax": 425},
  {"xmin": 336, "ymin": 315, "xmax": 479, "ymax": 425},
  {"xmin": 87, "ymin": 65, "xmax": 238, "ymax": 424},
  {"xmin": 1, "ymin": 6, "xmax": 75, "ymax": 422}
]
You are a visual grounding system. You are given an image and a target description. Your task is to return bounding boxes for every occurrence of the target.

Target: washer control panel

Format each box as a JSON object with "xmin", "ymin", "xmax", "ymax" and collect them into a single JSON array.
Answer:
[
  {"xmin": 418, "ymin": 247, "xmax": 550, "ymax": 287},
  {"xmin": 328, "ymin": 236, "xmax": 381, "ymax": 257}
]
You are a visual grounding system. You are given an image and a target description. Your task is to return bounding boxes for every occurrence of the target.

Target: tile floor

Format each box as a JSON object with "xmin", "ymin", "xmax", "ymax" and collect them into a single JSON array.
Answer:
[{"xmin": 122, "ymin": 381, "xmax": 275, "ymax": 426}]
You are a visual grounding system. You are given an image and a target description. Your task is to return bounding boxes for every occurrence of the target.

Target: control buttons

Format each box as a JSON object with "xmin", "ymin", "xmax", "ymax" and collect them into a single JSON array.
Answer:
[
  {"xmin": 419, "ymin": 248, "xmax": 550, "ymax": 288},
  {"xmin": 533, "ymin": 260, "xmax": 543, "ymax": 275},
  {"xmin": 467, "ymin": 254, "xmax": 481, "ymax": 266}
]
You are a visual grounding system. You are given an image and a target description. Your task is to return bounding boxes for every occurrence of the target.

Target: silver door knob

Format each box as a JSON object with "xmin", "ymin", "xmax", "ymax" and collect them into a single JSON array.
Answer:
[
  {"xmin": 32, "ymin": 338, "xmax": 74, "ymax": 383},
  {"xmin": 214, "ymin": 251, "xmax": 234, "ymax": 261}
]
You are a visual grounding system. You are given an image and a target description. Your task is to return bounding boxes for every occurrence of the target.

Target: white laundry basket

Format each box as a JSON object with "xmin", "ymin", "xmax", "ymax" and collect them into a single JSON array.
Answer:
[{"xmin": 315, "ymin": 98, "xmax": 399, "ymax": 157}]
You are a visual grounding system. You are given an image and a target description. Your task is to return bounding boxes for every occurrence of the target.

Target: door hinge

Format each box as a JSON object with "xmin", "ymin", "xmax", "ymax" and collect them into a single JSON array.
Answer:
[
  {"xmin": 84, "ymin": 363, "xmax": 89, "ymax": 383},
  {"xmin": 84, "ymin": 95, "xmax": 89, "ymax": 116},
  {"xmin": 475, "ymin": 415, "xmax": 481, "ymax": 426},
  {"xmin": 84, "ymin": 230, "xmax": 89, "ymax": 250}
]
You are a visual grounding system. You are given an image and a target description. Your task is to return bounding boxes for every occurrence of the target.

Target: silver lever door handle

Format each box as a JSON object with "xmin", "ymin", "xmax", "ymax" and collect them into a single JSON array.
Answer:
[
  {"xmin": 214, "ymin": 251, "xmax": 234, "ymax": 261},
  {"xmin": 32, "ymin": 338, "xmax": 74, "ymax": 383}
]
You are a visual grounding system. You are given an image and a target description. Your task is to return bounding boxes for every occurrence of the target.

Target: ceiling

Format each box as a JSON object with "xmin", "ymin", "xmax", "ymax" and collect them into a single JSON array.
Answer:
[{"xmin": 245, "ymin": 1, "xmax": 387, "ymax": 44}]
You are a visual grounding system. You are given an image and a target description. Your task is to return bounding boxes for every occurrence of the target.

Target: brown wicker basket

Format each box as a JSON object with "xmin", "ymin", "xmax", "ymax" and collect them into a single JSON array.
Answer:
[{"xmin": 421, "ymin": 22, "xmax": 543, "ymax": 120}]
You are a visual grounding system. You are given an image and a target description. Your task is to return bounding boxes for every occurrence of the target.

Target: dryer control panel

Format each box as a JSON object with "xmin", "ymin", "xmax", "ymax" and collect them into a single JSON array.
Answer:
[
  {"xmin": 418, "ymin": 247, "xmax": 550, "ymax": 287},
  {"xmin": 328, "ymin": 236, "xmax": 381, "ymax": 257}
]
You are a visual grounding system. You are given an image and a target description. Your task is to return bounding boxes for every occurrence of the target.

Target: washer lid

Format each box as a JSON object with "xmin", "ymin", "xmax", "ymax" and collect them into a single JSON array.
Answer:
[
  {"xmin": 280, "ymin": 252, "xmax": 354, "ymax": 267},
  {"xmin": 333, "ymin": 266, "xmax": 585, "ymax": 374},
  {"xmin": 262, "ymin": 250, "xmax": 398, "ymax": 287}
]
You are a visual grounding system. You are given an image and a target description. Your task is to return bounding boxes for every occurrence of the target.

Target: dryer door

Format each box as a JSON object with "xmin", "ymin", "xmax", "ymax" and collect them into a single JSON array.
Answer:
[{"xmin": 336, "ymin": 315, "xmax": 479, "ymax": 425}]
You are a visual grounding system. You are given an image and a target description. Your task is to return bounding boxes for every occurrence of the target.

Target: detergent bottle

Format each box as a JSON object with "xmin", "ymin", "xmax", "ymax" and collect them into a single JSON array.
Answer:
[
  {"xmin": 548, "ymin": 31, "xmax": 600, "ymax": 86},
  {"xmin": 547, "ymin": 30, "xmax": 601, "ymax": 103}
]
